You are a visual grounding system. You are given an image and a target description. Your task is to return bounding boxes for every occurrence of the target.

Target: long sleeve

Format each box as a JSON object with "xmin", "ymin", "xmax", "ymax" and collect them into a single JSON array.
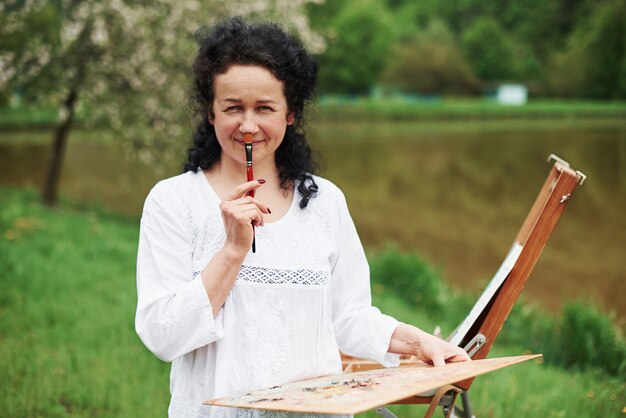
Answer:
[
  {"xmin": 330, "ymin": 191, "xmax": 401, "ymax": 367},
  {"xmin": 135, "ymin": 182, "xmax": 224, "ymax": 362}
]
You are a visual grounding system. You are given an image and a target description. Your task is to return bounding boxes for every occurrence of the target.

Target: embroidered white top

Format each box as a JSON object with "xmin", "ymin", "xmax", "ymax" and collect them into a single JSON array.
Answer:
[{"xmin": 135, "ymin": 170, "xmax": 401, "ymax": 418}]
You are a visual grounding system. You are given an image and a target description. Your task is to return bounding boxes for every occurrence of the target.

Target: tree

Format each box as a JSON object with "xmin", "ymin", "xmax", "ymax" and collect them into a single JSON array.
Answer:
[
  {"xmin": 546, "ymin": 0, "xmax": 626, "ymax": 99},
  {"xmin": 315, "ymin": 0, "xmax": 395, "ymax": 94},
  {"xmin": 380, "ymin": 20, "xmax": 478, "ymax": 95},
  {"xmin": 0, "ymin": 0, "xmax": 322, "ymax": 206},
  {"xmin": 461, "ymin": 17, "xmax": 516, "ymax": 82}
]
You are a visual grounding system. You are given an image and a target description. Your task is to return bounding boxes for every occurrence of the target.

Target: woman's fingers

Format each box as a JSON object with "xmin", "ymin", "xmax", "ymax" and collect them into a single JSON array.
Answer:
[
  {"xmin": 241, "ymin": 205, "xmax": 264, "ymax": 227},
  {"xmin": 226, "ymin": 179, "xmax": 266, "ymax": 201},
  {"xmin": 220, "ymin": 179, "xmax": 269, "ymax": 253},
  {"xmin": 221, "ymin": 201, "xmax": 265, "ymax": 226},
  {"xmin": 431, "ymin": 354, "xmax": 446, "ymax": 367},
  {"xmin": 415, "ymin": 330, "xmax": 472, "ymax": 367},
  {"xmin": 231, "ymin": 195, "xmax": 271, "ymax": 215},
  {"xmin": 441, "ymin": 349, "xmax": 471, "ymax": 365}
]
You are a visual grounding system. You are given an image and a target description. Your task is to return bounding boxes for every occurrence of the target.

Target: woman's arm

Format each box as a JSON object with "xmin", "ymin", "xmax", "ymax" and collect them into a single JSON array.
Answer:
[
  {"xmin": 136, "ymin": 178, "xmax": 268, "ymax": 361},
  {"xmin": 388, "ymin": 324, "xmax": 471, "ymax": 366},
  {"xmin": 200, "ymin": 180, "xmax": 270, "ymax": 317},
  {"xmin": 329, "ymin": 186, "xmax": 470, "ymax": 367},
  {"xmin": 330, "ymin": 190, "xmax": 402, "ymax": 366}
]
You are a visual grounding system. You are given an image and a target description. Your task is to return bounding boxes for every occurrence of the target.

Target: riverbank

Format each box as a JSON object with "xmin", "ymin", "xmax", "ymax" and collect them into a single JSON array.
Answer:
[
  {"xmin": 2, "ymin": 99, "xmax": 626, "ymax": 130},
  {"xmin": 1, "ymin": 187, "xmax": 624, "ymax": 417},
  {"xmin": 314, "ymin": 97, "xmax": 626, "ymax": 121}
]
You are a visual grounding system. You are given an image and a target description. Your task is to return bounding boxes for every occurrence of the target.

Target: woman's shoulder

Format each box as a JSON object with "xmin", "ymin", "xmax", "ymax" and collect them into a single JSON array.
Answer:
[
  {"xmin": 308, "ymin": 175, "xmax": 348, "ymax": 209},
  {"xmin": 148, "ymin": 170, "xmax": 202, "ymax": 197},
  {"xmin": 143, "ymin": 170, "xmax": 203, "ymax": 212},
  {"xmin": 310, "ymin": 175, "xmax": 344, "ymax": 198}
]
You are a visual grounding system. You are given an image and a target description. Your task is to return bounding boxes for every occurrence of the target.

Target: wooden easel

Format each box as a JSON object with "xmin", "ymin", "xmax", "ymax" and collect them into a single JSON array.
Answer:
[{"xmin": 342, "ymin": 154, "xmax": 586, "ymax": 417}]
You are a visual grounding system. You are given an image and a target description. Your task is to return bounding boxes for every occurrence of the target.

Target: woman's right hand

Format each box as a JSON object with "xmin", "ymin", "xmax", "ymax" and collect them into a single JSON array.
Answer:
[{"xmin": 219, "ymin": 179, "xmax": 270, "ymax": 255}]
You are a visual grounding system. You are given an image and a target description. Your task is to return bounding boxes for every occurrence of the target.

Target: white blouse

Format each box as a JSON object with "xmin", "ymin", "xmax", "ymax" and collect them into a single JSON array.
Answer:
[{"xmin": 135, "ymin": 170, "xmax": 401, "ymax": 418}]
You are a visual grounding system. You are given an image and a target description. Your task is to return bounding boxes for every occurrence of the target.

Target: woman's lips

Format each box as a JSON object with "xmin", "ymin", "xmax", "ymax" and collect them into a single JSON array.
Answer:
[{"xmin": 235, "ymin": 139, "xmax": 264, "ymax": 146}]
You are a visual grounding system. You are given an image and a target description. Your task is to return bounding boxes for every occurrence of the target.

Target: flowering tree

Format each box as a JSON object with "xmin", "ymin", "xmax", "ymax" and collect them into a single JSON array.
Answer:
[{"xmin": 0, "ymin": 0, "xmax": 323, "ymax": 206}]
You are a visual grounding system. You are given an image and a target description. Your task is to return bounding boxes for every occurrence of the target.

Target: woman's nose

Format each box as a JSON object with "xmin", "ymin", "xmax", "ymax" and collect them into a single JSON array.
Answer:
[{"xmin": 239, "ymin": 111, "xmax": 259, "ymax": 134}]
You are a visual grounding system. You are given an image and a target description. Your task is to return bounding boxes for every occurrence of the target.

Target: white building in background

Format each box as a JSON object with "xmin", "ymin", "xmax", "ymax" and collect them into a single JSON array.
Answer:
[{"xmin": 497, "ymin": 84, "xmax": 528, "ymax": 105}]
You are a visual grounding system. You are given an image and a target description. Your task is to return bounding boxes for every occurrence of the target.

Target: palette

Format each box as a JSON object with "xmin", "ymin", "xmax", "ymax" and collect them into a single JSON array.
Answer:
[{"xmin": 204, "ymin": 354, "xmax": 541, "ymax": 415}]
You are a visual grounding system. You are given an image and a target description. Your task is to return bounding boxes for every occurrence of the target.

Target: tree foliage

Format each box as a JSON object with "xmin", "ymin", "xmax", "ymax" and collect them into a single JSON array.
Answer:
[
  {"xmin": 547, "ymin": 0, "xmax": 626, "ymax": 99},
  {"xmin": 308, "ymin": 0, "xmax": 622, "ymax": 98},
  {"xmin": 381, "ymin": 20, "xmax": 478, "ymax": 95},
  {"xmin": 461, "ymin": 17, "xmax": 515, "ymax": 82},
  {"xmin": 314, "ymin": 0, "xmax": 394, "ymax": 94}
]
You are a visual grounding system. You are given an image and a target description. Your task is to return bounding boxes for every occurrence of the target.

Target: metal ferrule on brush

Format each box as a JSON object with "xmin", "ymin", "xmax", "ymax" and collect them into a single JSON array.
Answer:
[{"xmin": 245, "ymin": 143, "xmax": 253, "ymax": 166}]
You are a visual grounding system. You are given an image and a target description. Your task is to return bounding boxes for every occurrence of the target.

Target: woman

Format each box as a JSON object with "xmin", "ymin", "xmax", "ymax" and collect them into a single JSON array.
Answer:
[{"xmin": 135, "ymin": 16, "xmax": 469, "ymax": 418}]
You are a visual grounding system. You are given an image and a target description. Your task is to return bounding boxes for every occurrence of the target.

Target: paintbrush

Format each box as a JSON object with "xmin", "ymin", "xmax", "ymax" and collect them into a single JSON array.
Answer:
[{"xmin": 244, "ymin": 133, "xmax": 256, "ymax": 253}]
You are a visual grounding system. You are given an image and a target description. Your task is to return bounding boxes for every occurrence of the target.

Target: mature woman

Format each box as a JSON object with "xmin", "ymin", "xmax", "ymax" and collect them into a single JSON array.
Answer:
[{"xmin": 135, "ymin": 16, "xmax": 469, "ymax": 418}]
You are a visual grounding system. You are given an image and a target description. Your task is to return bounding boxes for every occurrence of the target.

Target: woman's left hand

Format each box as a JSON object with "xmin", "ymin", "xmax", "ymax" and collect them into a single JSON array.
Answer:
[{"xmin": 388, "ymin": 324, "xmax": 471, "ymax": 366}]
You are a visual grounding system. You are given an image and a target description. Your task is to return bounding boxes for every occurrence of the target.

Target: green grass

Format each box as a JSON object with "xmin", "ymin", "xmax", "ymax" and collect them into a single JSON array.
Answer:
[
  {"xmin": 0, "ymin": 106, "xmax": 60, "ymax": 130},
  {"xmin": 2, "ymin": 99, "xmax": 626, "ymax": 131},
  {"xmin": 0, "ymin": 188, "xmax": 169, "ymax": 417},
  {"xmin": 314, "ymin": 97, "xmax": 626, "ymax": 121},
  {"xmin": 0, "ymin": 187, "xmax": 624, "ymax": 417}
]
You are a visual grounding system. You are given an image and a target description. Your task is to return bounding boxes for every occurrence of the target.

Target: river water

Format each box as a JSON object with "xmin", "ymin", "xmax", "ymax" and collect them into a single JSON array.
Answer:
[{"xmin": 1, "ymin": 119, "xmax": 624, "ymax": 322}]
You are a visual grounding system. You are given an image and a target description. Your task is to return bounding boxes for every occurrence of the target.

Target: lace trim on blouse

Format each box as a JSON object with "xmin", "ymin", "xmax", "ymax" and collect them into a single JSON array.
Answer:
[
  {"xmin": 192, "ymin": 266, "xmax": 330, "ymax": 287},
  {"xmin": 193, "ymin": 265, "xmax": 330, "ymax": 286},
  {"xmin": 238, "ymin": 265, "xmax": 329, "ymax": 286}
]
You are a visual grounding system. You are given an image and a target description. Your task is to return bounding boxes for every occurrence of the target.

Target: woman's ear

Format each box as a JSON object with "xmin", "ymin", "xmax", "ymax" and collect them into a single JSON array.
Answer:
[
  {"xmin": 286, "ymin": 112, "xmax": 295, "ymax": 125},
  {"xmin": 208, "ymin": 111, "xmax": 215, "ymax": 125}
]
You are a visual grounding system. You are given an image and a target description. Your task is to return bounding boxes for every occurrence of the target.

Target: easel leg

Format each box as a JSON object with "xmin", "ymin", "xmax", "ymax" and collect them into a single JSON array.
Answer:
[
  {"xmin": 450, "ymin": 392, "xmax": 476, "ymax": 418},
  {"xmin": 423, "ymin": 385, "xmax": 462, "ymax": 418},
  {"xmin": 376, "ymin": 407, "xmax": 399, "ymax": 418}
]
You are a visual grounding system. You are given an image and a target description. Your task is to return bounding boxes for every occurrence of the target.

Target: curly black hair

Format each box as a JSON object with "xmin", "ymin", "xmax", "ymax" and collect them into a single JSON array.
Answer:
[{"xmin": 184, "ymin": 16, "xmax": 319, "ymax": 208}]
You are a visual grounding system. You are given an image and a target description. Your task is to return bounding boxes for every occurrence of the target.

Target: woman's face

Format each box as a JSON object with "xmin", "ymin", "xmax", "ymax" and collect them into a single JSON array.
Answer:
[{"xmin": 210, "ymin": 64, "xmax": 294, "ymax": 169}]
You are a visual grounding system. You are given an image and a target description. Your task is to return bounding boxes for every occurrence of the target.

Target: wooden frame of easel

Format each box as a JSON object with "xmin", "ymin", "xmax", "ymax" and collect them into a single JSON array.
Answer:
[{"xmin": 341, "ymin": 154, "xmax": 586, "ymax": 417}]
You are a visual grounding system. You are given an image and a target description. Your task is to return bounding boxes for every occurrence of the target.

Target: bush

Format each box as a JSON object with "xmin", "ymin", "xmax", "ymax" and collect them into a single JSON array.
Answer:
[
  {"xmin": 550, "ymin": 301, "xmax": 626, "ymax": 378},
  {"xmin": 369, "ymin": 246, "xmax": 450, "ymax": 314},
  {"xmin": 490, "ymin": 299, "xmax": 626, "ymax": 379}
]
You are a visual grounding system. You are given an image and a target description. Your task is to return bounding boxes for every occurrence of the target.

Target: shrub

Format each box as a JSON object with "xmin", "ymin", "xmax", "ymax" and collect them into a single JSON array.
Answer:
[
  {"xmin": 550, "ymin": 301, "xmax": 626, "ymax": 378},
  {"xmin": 369, "ymin": 246, "xmax": 449, "ymax": 314}
]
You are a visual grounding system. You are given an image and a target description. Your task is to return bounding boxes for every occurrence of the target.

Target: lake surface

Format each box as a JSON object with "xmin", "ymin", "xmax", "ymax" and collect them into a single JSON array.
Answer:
[{"xmin": 1, "ymin": 119, "xmax": 624, "ymax": 323}]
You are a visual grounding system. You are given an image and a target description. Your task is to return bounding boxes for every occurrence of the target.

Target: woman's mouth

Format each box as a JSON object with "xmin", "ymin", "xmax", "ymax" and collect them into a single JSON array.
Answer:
[{"xmin": 236, "ymin": 139, "xmax": 263, "ymax": 146}]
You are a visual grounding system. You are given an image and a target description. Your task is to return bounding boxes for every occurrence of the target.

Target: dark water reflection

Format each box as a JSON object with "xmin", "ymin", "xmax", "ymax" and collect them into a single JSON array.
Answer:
[{"xmin": 1, "ymin": 120, "xmax": 624, "ymax": 322}]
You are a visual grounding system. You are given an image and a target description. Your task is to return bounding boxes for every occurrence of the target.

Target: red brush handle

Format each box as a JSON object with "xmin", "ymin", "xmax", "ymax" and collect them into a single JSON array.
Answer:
[{"xmin": 247, "ymin": 165, "xmax": 255, "ymax": 198}]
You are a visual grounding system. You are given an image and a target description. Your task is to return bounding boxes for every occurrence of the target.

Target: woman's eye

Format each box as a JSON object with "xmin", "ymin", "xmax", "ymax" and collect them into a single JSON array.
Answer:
[
  {"xmin": 258, "ymin": 106, "xmax": 274, "ymax": 112},
  {"xmin": 224, "ymin": 106, "xmax": 241, "ymax": 112}
]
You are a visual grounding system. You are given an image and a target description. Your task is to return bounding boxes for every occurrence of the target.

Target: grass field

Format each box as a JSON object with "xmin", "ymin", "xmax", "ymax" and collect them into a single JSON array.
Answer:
[
  {"xmin": 2, "ymin": 99, "xmax": 626, "ymax": 130},
  {"xmin": 0, "ymin": 187, "xmax": 624, "ymax": 417},
  {"xmin": 313, "ymin": 97, "xmax": 626, "ymax": 121}
]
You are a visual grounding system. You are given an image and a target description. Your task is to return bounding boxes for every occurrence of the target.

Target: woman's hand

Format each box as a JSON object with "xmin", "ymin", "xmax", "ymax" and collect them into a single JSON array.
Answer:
[
  {"xmin": 389, "ymin": 324, "xmax": 471, "ymax": 366},
  {"xmin": 219, "ymin": 179, "xmax": 270, "ymax": 255}
]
